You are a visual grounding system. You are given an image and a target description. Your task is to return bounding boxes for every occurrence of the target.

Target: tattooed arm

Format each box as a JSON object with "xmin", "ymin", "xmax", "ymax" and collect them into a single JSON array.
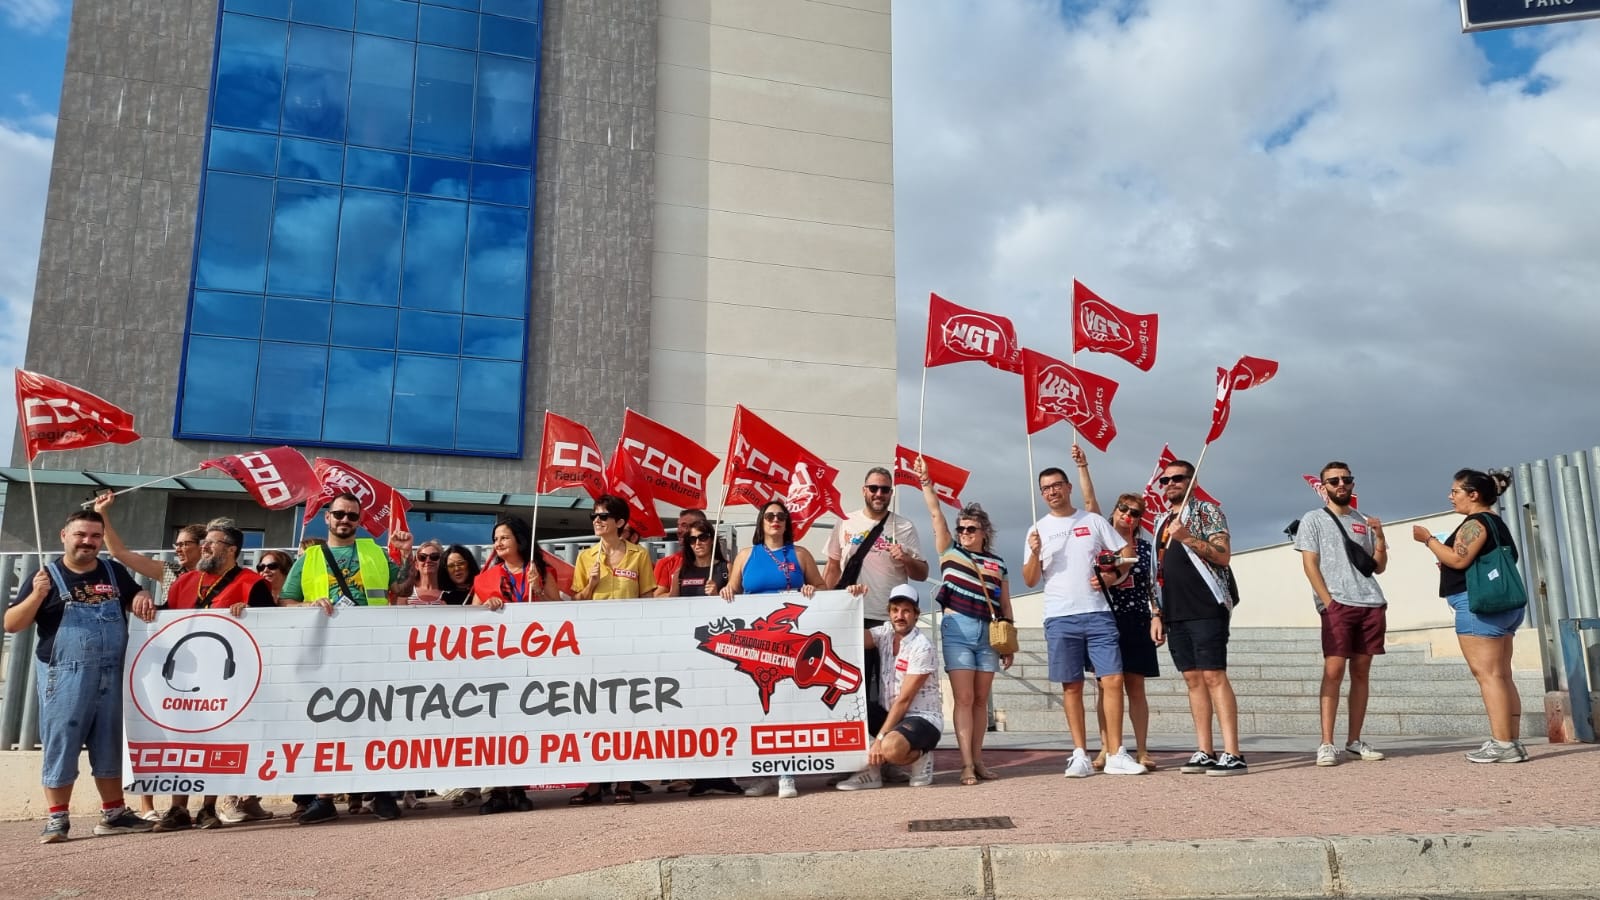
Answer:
[{"xmin": 1415, "ymin": 516, "xmax": 1489, "ymax": 570}]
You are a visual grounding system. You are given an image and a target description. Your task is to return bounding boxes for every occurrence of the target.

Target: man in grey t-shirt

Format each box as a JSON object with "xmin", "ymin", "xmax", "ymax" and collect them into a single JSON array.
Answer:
[{"xmin": 1295, "ymin": 461, "xmax": 1389, "ymax": 768}]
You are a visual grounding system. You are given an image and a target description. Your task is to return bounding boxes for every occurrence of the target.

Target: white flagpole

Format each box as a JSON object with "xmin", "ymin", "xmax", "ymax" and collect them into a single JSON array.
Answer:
[
  {"xmin": 1025, "ymin": 432, "xmax": 1038, "ymax": 524},
  {"xmin": 916, "ymin": 366, "xmax": 928, "ymax": 454},
  {"xmin": 25, "ymin": 455, "xmax": 46, "ymax": 569},
  {"xmin": 1176, "ymin": 442, "xmax": 1213, "ymax": 526},
  {"xmin": 78, "ymin": 467, "xmax": 205, "ymax": 508},
  {"xmin": 531, "ymin": 410, "xmax": 548, "ymax": 550}
]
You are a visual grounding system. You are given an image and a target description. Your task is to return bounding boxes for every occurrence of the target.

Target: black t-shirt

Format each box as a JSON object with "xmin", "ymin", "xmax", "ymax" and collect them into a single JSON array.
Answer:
[
  {"xmin": 1439, "ymin": 512, "xmax": 1516, "ymax": 597},
  {"xmin": 676, "ymin": 558, "xmax": 728, "ymax": 597},
  {"xmin": 9, "ymin": 558, "xmax": 141, "ymax": 663},
  {"xmin": 440, "ymin": 587, "xmax": 472, "ymax": 606},
  {"xmin": 1155, "ymin": 522, "xmax": 1227, "ymax": 623}
]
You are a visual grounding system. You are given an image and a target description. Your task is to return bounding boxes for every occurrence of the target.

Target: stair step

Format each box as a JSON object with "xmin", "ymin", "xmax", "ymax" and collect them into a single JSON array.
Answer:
[
  {"xmin": 989, "ymin": 678, "xmax": 1542, "ymax": 703},
  {"xmin": 991, "ymin": 693, "xmax": 1534, "ymax": 716},
  {"xmin": 994, "ymin": 708, "xmax": 1546, "ymax": 738},
  {"xmin": 994, "ymin": 662, "xmax": 1522, "ymax": 682}
]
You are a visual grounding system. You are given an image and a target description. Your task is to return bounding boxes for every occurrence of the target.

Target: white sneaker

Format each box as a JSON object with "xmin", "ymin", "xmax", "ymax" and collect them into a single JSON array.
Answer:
[
  {"xmin": 1316, "ymin": 743, "xmax": 1340, "ymax": 767},
  {"xmin": 777, "ymin": 774, "xmax": 798, "ymax": 799},
  {"xmin": 836, "ymin": 767, "xmax": 883, "ymax": 791},
  {"xmin": 1345, "ymin": 740, "xmax": 1385, "ymax": 761},
  {"xmin": 1104, "ymin": 747, "xmax": 1147, "ymax": 775},
  {"xmin": 216, "ymin": 797, "xmax": 246, "ymax": 824},
  {"xmin": 908, "ymin": 753, "xmax": 935, "ymax": 787},
  {"xmin": 1064, "ymin": 748, "xmax": 1095, "ymax": 778},
  {"xmin": 743, "ymin": 777, "xmax": 777, "ymax": 797}
]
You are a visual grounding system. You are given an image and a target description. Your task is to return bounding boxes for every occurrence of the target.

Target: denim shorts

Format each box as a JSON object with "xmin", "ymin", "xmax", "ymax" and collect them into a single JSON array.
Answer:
[
  {"xmin": 1044, "ymin": 611, "xmax": 1122, "ymax": 683},
  {"xmin": 940, "ymin": 610, "xmax": 1000, "ymax": 673},
  {"xmin": 36, "ymin": 656, "xmax": 125, "ymax": 787},
  {"xmin": 1447, "ymin": 591, "xmax": 1525, "ymax": 638}
]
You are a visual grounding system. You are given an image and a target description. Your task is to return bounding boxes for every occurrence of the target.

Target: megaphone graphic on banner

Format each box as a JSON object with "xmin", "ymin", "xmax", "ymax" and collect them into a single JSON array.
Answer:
[{"xmin": 793, "ymin": 632, "xmax": 862, "ymax": 709}]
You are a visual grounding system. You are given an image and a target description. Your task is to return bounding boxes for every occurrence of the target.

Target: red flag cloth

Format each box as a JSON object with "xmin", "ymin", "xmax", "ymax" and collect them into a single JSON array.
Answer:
[
  {"xmin": 617, "ymin": 408, "xmax": 721, "ymax": 509},
  {"xmin": 388, "ymin": 489, "xmax": 412, "ymax": 564},
  {"xmin": 301, "ymin": 458, "xmax": 410, "ymax": 537},
  {"xmin": 892, "ymin": 444, "xmax": 969, "ymax": 510},
  {"xmin": 1071, "ymin": 281, "xmax": 1158, "ymax": 371},
  {"xmin": 722, "ymin": 405, "xmax": 844, "ymax": 528},
  {"xmin": 924, "ymin": 292, "xmax": 1022, "ymax": 374},
  {"xmin": 1141, "ymin": 444, "xmax": 1219, "ymax": 533},
  {"xmin": 606, "ymin": 441, "xmax": 667, "ymax": 539},
  {"xmin": 1303, "ymin": 474, "xmax": 1357, "ymax": 509},
  {"xmin": 1206, "ymin": 355, "xmax": 1280, "ymax": 444},
  {"xmin": 1020, "ymin": 347, "xmax": 1120, "ymax": 451},
  {"xmin": 540, "ymin": 549, "xmax": 575, "ymax": 597},
  {"xmin": 14, "ymin": 369, "xmax": 139, "ymax": 461},
  {"xmin": 200, "ymin": 446, "xmax": 318, "ymax": 510},
  {"xmin": 537, "ymin": 412, "xmax": 606, "ymax": 500}
]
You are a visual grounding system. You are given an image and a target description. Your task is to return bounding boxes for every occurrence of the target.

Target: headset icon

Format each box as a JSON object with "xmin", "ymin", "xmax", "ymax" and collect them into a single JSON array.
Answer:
[{"xmin": 161, "ymin": 631, "xmax": 237, "ymax": 694}]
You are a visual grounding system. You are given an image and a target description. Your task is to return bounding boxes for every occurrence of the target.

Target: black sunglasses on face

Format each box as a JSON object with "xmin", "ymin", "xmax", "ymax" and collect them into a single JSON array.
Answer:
[
  {"xmin": 327, "ymin": 510, "xmax": 360, "ymax": 521},
  {"xmin": 688, "ymin": 533, "xmax": 713, "ymax": 543},
  {"xmin": 763, "ymin": 511, "xmax": 788, "ymax": 522},
  {"xmin": 1116, "ymin": 504, "xmax": 1145, "ymax": 516},
  {"xmin": 417, "ymin": 552, "xmax": 441, "ymax": 562},
  {"xmin": 255, "ymin": 563, "xmax": 280, "ymax": 573},
  {"xmin": 1158, "ymin": 474, "xmax": 1190, "ymax": 486},
  {"xmin": 864, "ymin": 485, "xmax": 893, "ymax": 495},
  {"xmin": 591, "ymin": 513, "xmax": 614, "ymax": 522},
  {"xmin": 1323, "ymin": 476, "xmax": 1354, "ymax": 487},
  {"xmin": 955, "ymin": 525, "xmax": 981, "ymax": 535}
]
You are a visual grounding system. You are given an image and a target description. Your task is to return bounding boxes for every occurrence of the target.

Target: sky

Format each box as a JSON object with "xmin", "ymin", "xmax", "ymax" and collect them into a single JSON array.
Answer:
[{"xmin": 1, "ymin": 1, "xmax": 1598, "ymax": 549}]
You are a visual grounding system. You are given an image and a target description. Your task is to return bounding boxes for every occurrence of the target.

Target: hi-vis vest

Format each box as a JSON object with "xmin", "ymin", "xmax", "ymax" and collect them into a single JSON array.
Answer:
[{"xmin": 300, "ymin": 539, "xmax": 391, "ymax": 606}]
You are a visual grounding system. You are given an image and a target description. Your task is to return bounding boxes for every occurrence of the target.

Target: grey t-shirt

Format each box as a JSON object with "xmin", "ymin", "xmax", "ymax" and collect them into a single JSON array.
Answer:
[{"xmin": 1294, "ymin": 507, "xmax": 1387, "ymax": 609}]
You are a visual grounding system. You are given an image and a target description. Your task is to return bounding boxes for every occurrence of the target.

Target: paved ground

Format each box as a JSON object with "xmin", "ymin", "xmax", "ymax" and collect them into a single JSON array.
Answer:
[{"xmin": 2, "ymin": 738, "xmax": 1597, "ymax": 899}]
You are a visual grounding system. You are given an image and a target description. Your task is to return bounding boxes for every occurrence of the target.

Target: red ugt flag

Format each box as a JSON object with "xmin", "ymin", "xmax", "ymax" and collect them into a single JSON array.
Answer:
[
  {"xmin": 200, "ymin": 446, "xmax": 318, "ymax": 510},
  {"xmin": 606, "ymin": 441, "xmax": 667, "ymax": 539},
  {"xmin": 302, "ymin": 458, "xmax": 410, "ymax": 537},
  {"xmin": 1205, "ymin": 355, "xmax": 1280, "ymax": 444},
  {"xmin": 387, "ymin": 489, "xmax": 412, "ymax": 563},
  {"xmin": 924, "ymin": 292, "xmax": 1022, "ymax": 374},
  {"xmin": 1141, "ymin": 444, "xmax": 1220, "ymax": 533},
  {"xmin": 1020, "ymin": 348, "xmax": 1120, "ymax": 451},
  {"xmin": 892, "ymin": 444, "xmax": 969, "ymax": 510},
  {"xmin": 537, "ymin": 412, "xmax": 606, "ymax": 499},
  {"xmin": 14, "ymin": 369, "xmax": 139, "ymax": 461},
  {"xmin": 723, "ymin": 405, "xmax": 844, "ymax": 535},
  {"xmin": 617, "ymin": 408, "xmax": 721, "ymax": 509},
  {"xmin": 1072, "ymin": 281, "xmax": 1158, "ymax": 371}
]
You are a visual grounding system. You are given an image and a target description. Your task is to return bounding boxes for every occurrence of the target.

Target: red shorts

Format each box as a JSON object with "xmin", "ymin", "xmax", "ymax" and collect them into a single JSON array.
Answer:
[{"xmin": 1320, "ymin": 601, "xmax": 1386, "ymax": 658}]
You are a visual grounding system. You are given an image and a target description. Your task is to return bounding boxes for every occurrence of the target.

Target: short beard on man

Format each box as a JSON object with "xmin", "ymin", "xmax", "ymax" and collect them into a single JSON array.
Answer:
[{"xmin": 197, "ymin": 553, "xmax": 224, "ymax": 574}]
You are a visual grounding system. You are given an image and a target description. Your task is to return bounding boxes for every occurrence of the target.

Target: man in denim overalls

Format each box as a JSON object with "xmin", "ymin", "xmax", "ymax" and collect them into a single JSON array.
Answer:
[{"xmin": 5, "ymin": 509, "xmax": 157, "ymax": 843}]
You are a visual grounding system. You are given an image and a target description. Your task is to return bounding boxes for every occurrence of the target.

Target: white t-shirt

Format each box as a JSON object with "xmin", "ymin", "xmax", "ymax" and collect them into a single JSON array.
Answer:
[
  {"xmin": 870, "ymin": 623, "xmax": 943, "ymax": 732},
  {"xmin": 827, "ymin": 511, "xmax": 924, "ymax": 621},
  {"xmin": 1026, "ymin": 510, "xmax": 1126, "ymax": 619}
]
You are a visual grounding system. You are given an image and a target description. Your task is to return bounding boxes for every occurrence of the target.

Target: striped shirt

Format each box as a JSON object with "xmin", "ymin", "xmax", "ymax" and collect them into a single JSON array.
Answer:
[{"xmin": 935, "ymin": 548, "xmax": 1007, "ymax": 620}]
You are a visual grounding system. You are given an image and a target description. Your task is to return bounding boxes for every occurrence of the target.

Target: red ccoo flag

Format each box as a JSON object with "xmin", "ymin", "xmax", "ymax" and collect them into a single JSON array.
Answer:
[
  {"xmin": 1141, "ymin": 444, "xmax": 1220, "ymax": 533},
  {"xmin": 617, "ymin": 408, "xmax": 721, "ymax": 509},
  {"xmin": 540, "ymin": 549, "xmax": 575, "ymax": 598},
  {"xmin": 1072, "ymin": 281, "xmax": 1158, "ymax": 371},
  {"xmin": 606, "ymin": 441, "xmax": 667, "ymax": 539},
  {"xmin": 302, "ymin": 458, "xmax": 410, "ymax": 537},
  {"xmin": 892, "ymin": 445, "xmax": 969, "ymax": 510},
  {"xmin": 722, "ymin": 405, "xmax": 844, "ymax": 538},
  {"xmin": 1205, "ymin": 355, "xmax": 1279, "ymax": 444},
  {"xmin": 537, "ymin": 412, "xmax": 606, "ymax": 499},
  {"xmin": 924, "ymin": 292, "xmax": 1022, "ymax": 374},
  {"xmin": 15, "ymin": 369, "xmax": 139, "ymax": 461},
  {"xmin": 1020, "ymin": 347, "xmax": 1120, "ymax": 451},
  {"xmin": 200, "ymin": 446, "xmax": 318, "ymax": 510}
]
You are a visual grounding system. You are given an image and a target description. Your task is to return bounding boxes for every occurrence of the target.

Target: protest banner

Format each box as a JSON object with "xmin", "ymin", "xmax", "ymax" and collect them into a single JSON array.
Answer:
[{"xmin": 122, "ymin": 592, "xmax": 868, "ymax": 794}]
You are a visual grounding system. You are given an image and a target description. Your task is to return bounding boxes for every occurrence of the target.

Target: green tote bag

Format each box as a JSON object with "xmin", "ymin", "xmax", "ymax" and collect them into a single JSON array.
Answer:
[{"xmin": 1466, "ymin": 514, "xmax": 1527, "ymax": 615}]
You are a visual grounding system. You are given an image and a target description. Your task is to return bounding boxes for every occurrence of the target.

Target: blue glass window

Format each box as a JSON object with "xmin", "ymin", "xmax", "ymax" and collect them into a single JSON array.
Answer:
[{"xmin": 180, "ymin": 0, "xmax": 541, "ymax": 456}]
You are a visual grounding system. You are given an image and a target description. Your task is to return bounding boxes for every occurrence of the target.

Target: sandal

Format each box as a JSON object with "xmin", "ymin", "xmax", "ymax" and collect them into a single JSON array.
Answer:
[
  {"xmin": 614, "ymin": 785, "xmax": 635, "ymax": 804},
  {"xmin": 974, "ymin": 763, "xmax": 1001, "ymax": 781},
  {"xmin": 960, "ymin": 766, "xmax": 979, "ymax": 786},
  {"xmin": 450, "ymin": 788, "xmax": 481, "ymax": 809},
  {"xmin": 667, "ymin": 779, "xmax": 694, "ymax": 793},
  {"xmin": 1137, "ymin": 754, "xmax": 1159, "ymax": 772},
  {"xmin": 567, "ymin": 786, "xmax": 607, "ymax": 806}
]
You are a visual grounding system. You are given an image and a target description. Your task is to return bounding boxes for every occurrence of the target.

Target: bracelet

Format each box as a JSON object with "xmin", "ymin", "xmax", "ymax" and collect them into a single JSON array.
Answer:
[{"xmin": 1149, "ymin": 610, "xmax": 1162, "ymax": 618}]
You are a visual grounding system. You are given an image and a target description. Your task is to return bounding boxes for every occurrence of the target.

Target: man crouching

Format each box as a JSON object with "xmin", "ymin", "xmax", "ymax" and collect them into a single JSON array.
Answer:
[{"xmin": 838, "ymin": 584, "xmax": 943, "ymax": 789}]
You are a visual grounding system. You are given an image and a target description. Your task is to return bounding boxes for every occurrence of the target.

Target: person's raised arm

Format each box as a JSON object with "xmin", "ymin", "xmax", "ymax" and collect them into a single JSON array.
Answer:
[
  {"xmin": 1071, "ymin": 445, "xmax": 1101, "ymax": 516},
  {"xmin": 92, "ymin": 492, "xmax": 168, "ymax": 582},
  {"xmin": 914, "ymin": 457, "xmax": 952, "ymax": 555}
]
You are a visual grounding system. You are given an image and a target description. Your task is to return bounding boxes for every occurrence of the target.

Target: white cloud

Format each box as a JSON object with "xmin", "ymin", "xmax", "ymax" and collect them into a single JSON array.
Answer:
[
  {"xmin": 0, "ymin": 0, "xmax": 66, "ymax": 31},
  {"xmin": 893, "ymin": 0, "xmax": 1600, "ymax": 547},
  {"xmin": 0, "ymin": 117, "xmax": 53, "ymax": 463}
]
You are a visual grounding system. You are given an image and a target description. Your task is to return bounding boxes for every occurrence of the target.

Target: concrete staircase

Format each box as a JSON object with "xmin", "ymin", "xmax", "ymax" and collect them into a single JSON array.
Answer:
[{"xmin": 991, "ymin": 627, "xmax": 1546, "ymax": 739}]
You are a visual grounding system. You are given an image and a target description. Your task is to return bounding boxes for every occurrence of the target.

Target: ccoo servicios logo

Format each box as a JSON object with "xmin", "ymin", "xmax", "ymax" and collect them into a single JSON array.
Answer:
[{"xmin": 128, "ymin": 614, "xmax": 263, "ymax": 733}]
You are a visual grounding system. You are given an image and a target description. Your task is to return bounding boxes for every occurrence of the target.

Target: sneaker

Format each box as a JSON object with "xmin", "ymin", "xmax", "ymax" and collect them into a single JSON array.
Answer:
[
  {"xmin": 1064, "ymin": 748, "xmax": 1095, "ymax": 778},
  {"xmin": 742, "ymin": 777, "xmax": 778, "ymax": 798},
  {"xmin": 1512, "ymin": 740, "xmax": 1529, "ymax": 761},
  {"xmin": 217, "ymin": 797, "xmax": 245, "ymax": 824},
  {"xmin": 40, "ymin": 816, "xmax": 69, "ymax": 844},
  {"xmin": 289, "ymin": 801, "xmax": 310, "ymax": 820},
  {"xmin": 194, "ymin": 806, "xmax": 224, "ymax": 830},
  {"xmin": 1465, "ymin": 740, "xmax": 1526, "ymax": 764},
  {"xmin": 95, "ymin": 808, "xmax": 155, "ymax": 836},
  {"xmin": 297, "ymin": 797, "xmax": 338, "ymax": 825},
  {"xmin": 1207, "ymin": 752, "xmax": 1249, "ymax": 776},
  {"xmin": 1180, "ymin": 751, "xmax": 1217, "ymax": 774},
  {"xmin": 1104, "ymin": 747, "xmax": 1148, "ymax": 775},
  {"xmin": 835, "ymin": 767, "xmax": 883, "ymax": 791},
  {"xmin": 1345, "ymin": 740, "xmax": 1385, "ymax": 761},
  {"xmin": 137, "ymin": 809, "xmax": 160, "ymax": 822},
  {"xmin": 237, "ymin": 797, "xmax": 274, "ymax": 821},
  {"xmin": 372, "ymin": 792, "xmax": 402, "ymax": 820},
  {"xmin": 776, "ymin": 775, "xmax": 798, "ymax": 799},
  {"xmin": 1316, "ymin": 743, "xmax": 1341, "ymax": 767},
  {"xmin": 881, "ymin": 763, "xmax": 910, "ymax": 784},
  {"xmin": 908, "ymin": 753, "xmax": 935, "ymax": 787},
  {"xmin": 151, "ymin": 805, "xmax": 192, "ymax": 832}
]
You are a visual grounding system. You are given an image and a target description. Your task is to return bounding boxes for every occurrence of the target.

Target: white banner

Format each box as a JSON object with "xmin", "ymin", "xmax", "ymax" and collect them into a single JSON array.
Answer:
[{"xmin": 122, "ymin": 592, "xmax": 868, "ymax": 794}]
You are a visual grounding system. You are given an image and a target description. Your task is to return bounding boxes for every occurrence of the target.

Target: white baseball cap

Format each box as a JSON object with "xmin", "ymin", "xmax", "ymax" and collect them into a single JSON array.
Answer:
[{"xmin": 888, "ymin": 583, "xmax": 920, "ymax": 608}]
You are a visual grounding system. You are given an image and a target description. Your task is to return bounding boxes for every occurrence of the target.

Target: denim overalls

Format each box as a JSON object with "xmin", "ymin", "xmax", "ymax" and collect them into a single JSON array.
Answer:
[{"xmin": 35, "ymin": 560, "xmax": 128, "ymax": 787}]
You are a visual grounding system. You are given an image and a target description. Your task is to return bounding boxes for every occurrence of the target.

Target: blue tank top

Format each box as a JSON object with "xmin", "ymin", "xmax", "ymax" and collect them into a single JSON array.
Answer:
[{"xmin": 742, "ymin": 544, "xmax": 802, "ymax": 594}]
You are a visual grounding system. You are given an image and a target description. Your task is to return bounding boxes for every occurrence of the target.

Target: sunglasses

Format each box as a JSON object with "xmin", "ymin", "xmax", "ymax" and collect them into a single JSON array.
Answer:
[
  {"xmin": 763, "ymin": 511, "xmax": 789, "ymax": 522},
  {"xmin": 1116, "ymin": 504, "xmax": 1145, "ymax": 516},
  {"xmin": 255, "ymin": 562, "xmax": 280, "ymax": 573},
  {"xmin": 1158, "ymin": 474, "xmax": 1190, "ymax": 486},
  {"xmin": 417, "ymin": 552, "xmax": 441, "ymax": 562},
  {"xmin": 1322, "ymin": 476, "xmax": 1354, "ymax": 487},
  {"xmin": 327, "ymin": 510, "xmax": 360, "ymax": 521},
  {"xmin": 688, "ymin": 533, "xmax": 713, "ymax": 543},
  {"xmin": 955, "ymin": 525, "xmax": 981, "ymax": 535},
  {"xmin": 446, "ymin": 558, "xmax": 469, "ymax": 567},
  {"xmin": 864, "ymin": 485, "xmax": 893, "ymax": 495},
  {"xmin": 591, "ymin": 513, "xmax": 614, "ymax": 522}
]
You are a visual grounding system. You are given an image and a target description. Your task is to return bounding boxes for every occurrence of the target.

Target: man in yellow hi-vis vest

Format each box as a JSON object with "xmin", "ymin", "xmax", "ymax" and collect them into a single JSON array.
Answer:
[{"xmin": 279, "ymin": 491, "xmax": 413, "ymax": 825}]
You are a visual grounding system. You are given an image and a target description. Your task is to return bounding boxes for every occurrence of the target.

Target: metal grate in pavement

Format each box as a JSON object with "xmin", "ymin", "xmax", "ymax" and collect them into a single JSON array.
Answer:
[{"xmin": 906, "ymin": 816, "xmax": 1015, "ymax": 832}]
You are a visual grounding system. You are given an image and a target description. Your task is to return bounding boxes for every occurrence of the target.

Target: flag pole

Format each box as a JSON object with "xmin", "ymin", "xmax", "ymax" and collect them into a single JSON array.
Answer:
[
  {"xmin": 77, "ymin": 467, "xmax": 205, "ymax": 508},
  {"xmin": 1176, "ymin": 442, "xmax": 1212, "ymax": 526},
  {"xmin": 1025, "ymin": 432, "xmax": 1038, "ymax": 523},
  {"xmin": 25, "ymin": 454, "xmax": 46, "ymax": 569},
  {"xmin": 916, "ymin": 366, "xmax": 928, "ymax": 454},
  {"xmin": 531, "ymin": 410, "xmax": 548, "ymax": 550}
]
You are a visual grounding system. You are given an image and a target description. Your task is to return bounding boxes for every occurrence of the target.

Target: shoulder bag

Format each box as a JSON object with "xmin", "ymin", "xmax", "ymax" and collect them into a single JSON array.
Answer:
[
  {"xmin": 1466, "ymin": 513, "xmax": 1527, "ymax": 615},
  {"xmin": 1321, "ymin": 508, "xmax": 1378, "ymax": 578},
  {"xmin": 835, "ymin": 515, "xmax": 890, "ymax": 590},
  {"xmin": 963, "ymin": 549, "xmax": 1018, "ymax": 655}
]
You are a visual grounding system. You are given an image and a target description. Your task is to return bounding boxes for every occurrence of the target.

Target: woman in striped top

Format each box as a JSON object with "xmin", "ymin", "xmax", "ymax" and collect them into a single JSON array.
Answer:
[{"xmin": 912, "ymin": 456, "xmax": 1013, "ymax": 786}]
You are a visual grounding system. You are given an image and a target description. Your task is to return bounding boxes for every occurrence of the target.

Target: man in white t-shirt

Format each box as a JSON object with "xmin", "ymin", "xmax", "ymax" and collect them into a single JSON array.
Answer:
[
  {"xmin": 1022, "ymin": 465, "xmax": 1146, "ymax": 777},
  {"xmin": 836, "ymin": 584, "xmax": 943, "ymax": 790}
]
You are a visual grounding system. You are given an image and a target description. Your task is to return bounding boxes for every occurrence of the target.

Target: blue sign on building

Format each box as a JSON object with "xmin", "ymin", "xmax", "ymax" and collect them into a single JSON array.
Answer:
[
  {"xmin": 1461, "ymin": 0, "xmax": 1600, "ymax": 32},
  {"xmin": 175, "ymin": 0, "xmax": 543, "ymax": 458}
]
